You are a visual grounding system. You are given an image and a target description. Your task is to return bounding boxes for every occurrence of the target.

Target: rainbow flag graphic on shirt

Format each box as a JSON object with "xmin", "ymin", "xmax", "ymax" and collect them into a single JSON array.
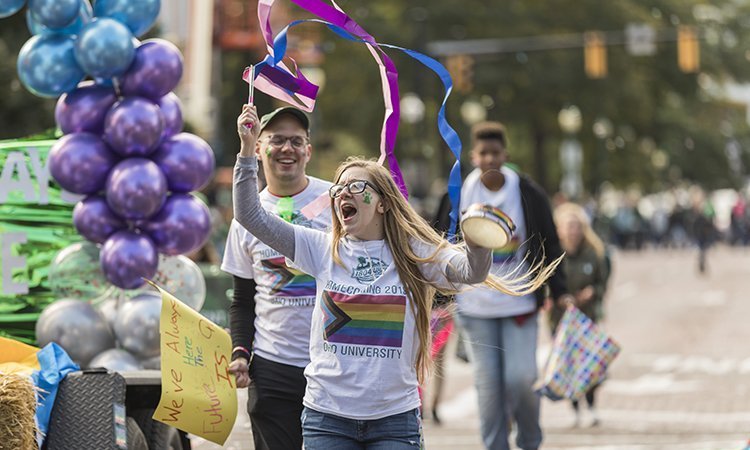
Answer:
[
  {"xmin": 261, "ymin": 256, "xmax": 316, "ymax": 297},
  {"xmin": 492, "ymin": 235, "xmax": 521, "ymax": 264},
  {"xmin": 321, "ymin": 290, "xmax": 405, "ymax": 347}
]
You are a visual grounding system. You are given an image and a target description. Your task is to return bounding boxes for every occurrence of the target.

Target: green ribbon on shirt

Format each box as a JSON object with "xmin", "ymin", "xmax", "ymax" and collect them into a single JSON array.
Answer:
[{"xmin": 277, "ymin": 197, "xmax": 294, "ymax": 222}]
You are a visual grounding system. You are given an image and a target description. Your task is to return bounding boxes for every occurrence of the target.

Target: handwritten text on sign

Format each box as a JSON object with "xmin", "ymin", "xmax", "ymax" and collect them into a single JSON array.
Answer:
[{"xmin": 152, "ymin": 285, "xmax": 237, "ymax": 445}]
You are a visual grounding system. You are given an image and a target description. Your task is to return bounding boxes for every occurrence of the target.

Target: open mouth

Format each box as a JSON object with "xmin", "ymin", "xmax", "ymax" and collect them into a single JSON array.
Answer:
[
  {"xmin": 276, "ymin": 158, "xmax": 296, "ymax": 165},
  {"xmin": 341, "ymin": 203, "xmax": 358, "ymax": 221}
]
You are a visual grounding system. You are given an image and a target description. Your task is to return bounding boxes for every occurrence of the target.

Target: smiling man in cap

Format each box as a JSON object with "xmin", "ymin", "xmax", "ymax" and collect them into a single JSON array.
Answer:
[{"xmin": 224, "ymin": 106, "xmax": 332, "ymax": 450}]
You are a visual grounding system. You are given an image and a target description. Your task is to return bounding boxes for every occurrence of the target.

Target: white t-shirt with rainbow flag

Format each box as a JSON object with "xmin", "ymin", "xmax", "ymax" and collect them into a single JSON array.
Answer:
[
  {"xmin": 456, "ymin": 167, "xmax": 536, "ymax": 318},
  {"xmin": 221, "ymin": 176, "xmax": 332, "ymax": 368},
  {"xmin": 292, "ymin": 230, "xmax": 455, "ymax": 420}
]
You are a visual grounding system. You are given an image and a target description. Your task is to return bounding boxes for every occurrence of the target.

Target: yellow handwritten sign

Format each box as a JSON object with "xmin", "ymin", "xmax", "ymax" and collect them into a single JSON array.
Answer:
[{"xmin": 151, "ymin": 283, "xmax": 237, "ymax": 445}]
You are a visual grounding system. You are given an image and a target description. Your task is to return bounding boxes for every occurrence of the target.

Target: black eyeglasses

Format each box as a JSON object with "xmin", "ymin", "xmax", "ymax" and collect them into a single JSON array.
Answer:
[
  {"xmin": 262, "ymin": 134, "xmax": 308, "ymax": 150},
  {"xmin": 329, "ymin": 180, "xmax": 382, "ymax": 198}
]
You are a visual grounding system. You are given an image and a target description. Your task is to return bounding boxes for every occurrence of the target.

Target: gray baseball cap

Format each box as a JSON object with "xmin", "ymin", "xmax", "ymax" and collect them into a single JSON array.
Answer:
[{"xmin": 259, "ymin": 107, "xmax": 310, "ymax": 134}]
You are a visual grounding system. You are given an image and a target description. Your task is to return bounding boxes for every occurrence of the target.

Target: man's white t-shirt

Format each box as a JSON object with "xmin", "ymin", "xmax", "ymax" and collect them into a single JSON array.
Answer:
[
  {"xmin": 221, "ymin": 176, "xmax": 332, "ymax": 367},
  {"xmin": 292, "ymin": 229, "xmax": 457, "ymax": 420},
  {"xmin": 456, "ymin": 167, "xmax": 536, "ymax": 318}
]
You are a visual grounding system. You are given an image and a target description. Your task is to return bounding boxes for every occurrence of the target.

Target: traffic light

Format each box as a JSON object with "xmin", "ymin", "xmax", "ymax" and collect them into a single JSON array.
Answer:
[
  {"xmin": 584, "ymin": 31, "xmax": 607, "ymax": 79},
  {"xmin": 677, "ymin": 25, "xmax": 700, "ymax": 73},
  {"xmin": 446, "ymin": 54, "xmax": 474, "ymax": 94}
]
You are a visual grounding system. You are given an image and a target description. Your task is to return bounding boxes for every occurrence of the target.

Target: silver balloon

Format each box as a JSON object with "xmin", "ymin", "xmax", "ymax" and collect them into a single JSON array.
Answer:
[
  {"xmin": 112, "ymin": 254, "xmax": 206, "ymax": 311},
  {"xmin": 114, "ymin": 292, "xmax": 161, "ymax": 359},
  {"xmin": 152, "ymin": 255, "xmax": 206, "ymax": 311},
  {"xmin": 88, "ymin": 348, "xmax": 142, "ymax": 372},
  {"xmin": 48, "ymin": 241, "xmax": 116, "ymax": 302},
  {"xmin": 97, "ymin": 297, "xmax": 119, "ymax": 332},
  {"xmin": 140, "ymin": 355, "xmax": 161, "ymax": 370},
  {"xmin": 36, "ymin": 299, "xmax": 116, "ymax": 366}
]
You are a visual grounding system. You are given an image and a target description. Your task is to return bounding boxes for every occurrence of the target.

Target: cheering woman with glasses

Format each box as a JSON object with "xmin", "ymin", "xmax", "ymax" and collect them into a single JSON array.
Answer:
[{"xmin": 233, "ymin": 104, "xmax": 560, "ymax": 449}]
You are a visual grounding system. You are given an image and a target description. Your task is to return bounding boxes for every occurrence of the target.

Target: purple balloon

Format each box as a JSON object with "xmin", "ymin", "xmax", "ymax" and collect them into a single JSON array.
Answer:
[
  {"xmin": 151, "ymin": 133, "xmax": 215, "ymax": 193},
  {"xmin": 48, "ymin": 133, "xmax": 118, "ymax": 195},
  {"xmin": 103, "ymin": 97, "xmax": 164, "ymax": 157},
  {"xmin": 143, "ymin": 194, "xmax": 212, "ymax": 256},
  {"xmin": 100, "ymin": 230, "xmax": 158, "ymax": 289},
  {"xmin": 157, "ymin": 92, "xmax": 183, "ymax": 142},
  {"xmin": 105, "ymin": 158, "xmax": 167, "ymax": 220},
  {"xmin": 73, "ymin": 195, "xmax": 126, "ymax": 244},
  {"xmin": 120, "ymin": 39, "xmax": 183, "ymax": 101},
  {"xmin": 55, "ymin": 81, "xmax": 117, "ymax": 134}
]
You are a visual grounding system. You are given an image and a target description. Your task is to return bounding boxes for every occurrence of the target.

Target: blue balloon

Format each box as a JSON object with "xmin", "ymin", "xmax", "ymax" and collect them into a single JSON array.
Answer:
[
  {"xmin": 74, "ymin": 18, "xmax": 135, "ymax": 79},
  {"xmin": 88, "ymin": 37, "xmax": 133, "ymax": 88},
  {"xmin": 28, "ymin": 0, "xmax": 80, "ymax": 30},
  {"xmin": 93, "ymin": 0, "xmax": 160, "ymax": 37},
  {"xmin": 27, "ymin": 0, "xmax": 91, "ymax": 36},
  {"xmin": 0, "ymin": 0, "xmax": 25, "ymax": 19},
  {"xmin": 17, "ymin": 34, "xmax": 85, "ymax": 98},
  {"xmin": 94, "ymin": 77, "xmax": 115, "ymax": 87}
]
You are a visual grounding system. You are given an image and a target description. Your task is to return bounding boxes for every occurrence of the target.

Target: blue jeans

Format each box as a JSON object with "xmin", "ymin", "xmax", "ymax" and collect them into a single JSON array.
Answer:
[
  {"xmin": 456, "ymin": 313, "xmax": 541, "ymax": 450},
  {"xmin": 301, "ymin": 407, "xmax": 422, "ymax": 449}
]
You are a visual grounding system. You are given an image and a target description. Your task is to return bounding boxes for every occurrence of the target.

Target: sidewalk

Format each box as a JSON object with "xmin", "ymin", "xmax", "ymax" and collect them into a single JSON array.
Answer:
[{"xmin": 193, "ymin": 247, "xmax": 750, "ymax": 450}]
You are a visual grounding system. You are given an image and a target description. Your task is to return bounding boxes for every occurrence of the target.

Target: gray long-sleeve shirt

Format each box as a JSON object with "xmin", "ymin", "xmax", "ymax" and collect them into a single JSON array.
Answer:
[{"xmin": 232, "ymin": 155, "xmax": 491, "ymax": 286}]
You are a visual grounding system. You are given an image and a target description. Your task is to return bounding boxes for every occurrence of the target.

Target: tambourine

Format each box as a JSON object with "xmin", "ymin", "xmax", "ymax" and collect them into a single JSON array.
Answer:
[{"xmin": 460, "ymin": 203, "xmax": 516, "ymax": 249}]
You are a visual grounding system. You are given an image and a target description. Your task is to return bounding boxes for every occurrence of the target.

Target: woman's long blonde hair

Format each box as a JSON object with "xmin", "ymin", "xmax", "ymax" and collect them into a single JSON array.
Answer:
[
  {"xmin": 554, "ymin": 202, "xmax": 605, "ymax": 259},
  {"xmin": 330, "ymin": 158, "xmax": 561, "ymax": 383}
]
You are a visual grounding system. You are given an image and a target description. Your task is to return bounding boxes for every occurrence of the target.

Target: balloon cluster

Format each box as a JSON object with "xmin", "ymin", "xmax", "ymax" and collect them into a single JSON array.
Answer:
[
  {"xmin": 47, "ymin": 241, "xmax": 207, "ymax": 311},
  {"xmin": 3, "ymin": 0, "xmax": 215, "ymax": 289},
  {"xmin": 36, "ymin": 241, "xmax": 208, "ymax": 370},
  {"xmin": 35, "ymin": 292, "xmax": 161, "ymax": 370}
]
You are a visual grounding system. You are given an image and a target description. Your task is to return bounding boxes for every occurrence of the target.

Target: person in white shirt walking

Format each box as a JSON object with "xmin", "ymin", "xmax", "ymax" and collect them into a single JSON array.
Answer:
[
  {"xmin": 446, "ymin": 121, "xmax": 570, "ymax": 450},
  {"xmin": 231, "ymin": 105, "xmax": 561, "ymax": 449}
]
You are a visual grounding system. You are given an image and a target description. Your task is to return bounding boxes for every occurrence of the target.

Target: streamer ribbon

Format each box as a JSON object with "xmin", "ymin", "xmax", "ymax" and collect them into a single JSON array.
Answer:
[{"xmin": 248, "ymin": 0, "xmax": 464, "ymax": 235}]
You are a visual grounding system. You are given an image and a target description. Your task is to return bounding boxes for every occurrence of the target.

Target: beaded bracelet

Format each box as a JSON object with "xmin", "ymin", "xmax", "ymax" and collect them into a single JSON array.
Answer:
[{"xmin": 232, "ymin": 346, "xmax": 251, "ymax": 358}]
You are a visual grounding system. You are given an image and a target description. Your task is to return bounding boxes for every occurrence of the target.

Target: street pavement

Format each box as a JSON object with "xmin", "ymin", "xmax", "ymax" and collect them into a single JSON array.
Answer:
[{"xmin": 192, "ymin": 246, "xmax": 750, "ymax": 450}]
